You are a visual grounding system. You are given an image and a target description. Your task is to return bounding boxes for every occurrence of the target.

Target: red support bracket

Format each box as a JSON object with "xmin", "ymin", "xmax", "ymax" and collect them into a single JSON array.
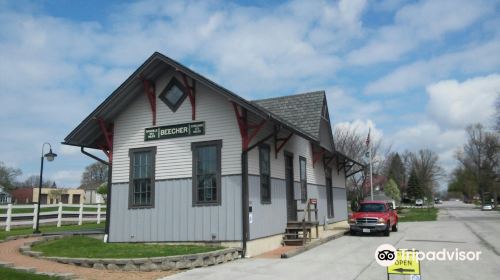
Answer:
[
  {"xmin": 140, "ymin": 76, "xmax": 156, "ymax": 126},
  {"xmin": 231, "ymin": 102, "xmax": 266, "ymax": 152},
  {"xmin": 323, "ymin": 154, "xmax": 335, "ymax": 168},
  {"xmin": 97, "ymin": 118, "xmax": 114, "ymax": 163},
  {"xmin": 181, "ymin": 73, "xmax": 196, "ymax": 120},
  {"xmin": 247, "ymin": 120, "xmax": 266, "ymax": 147},
  {"xmin": 311, "ymin": 143, "xmax": 326, "ymax": 168},
  {"xmin": 274, "ymin": 131, "xmax": 293, "ymax": 158}
]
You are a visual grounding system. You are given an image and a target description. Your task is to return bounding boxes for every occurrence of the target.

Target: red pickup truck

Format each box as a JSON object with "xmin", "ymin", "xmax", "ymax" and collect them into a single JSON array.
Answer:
[{"xmin": 348, "ymin": 200, "xmax": 398, "ymax": 236}]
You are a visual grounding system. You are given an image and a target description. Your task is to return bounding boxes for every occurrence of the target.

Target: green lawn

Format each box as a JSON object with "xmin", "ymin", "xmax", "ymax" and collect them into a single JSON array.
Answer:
[
  {"xmin": 0, "ymin": 206, "xmax": 106, "ymax": 214},
  {"xmin": 32, "ymin": 236, "xmax": 224, "ymax": 259},
  {"xmin": 0, "ymin": 267, "xmax": 62, "ymax": 280},
  {"xmin": 0, "ymin": 223, "xmax": 104, "ymax": 241},
  {"xmin": 398, "ymin": 208, "xmax": 438, "ymax": 222}
]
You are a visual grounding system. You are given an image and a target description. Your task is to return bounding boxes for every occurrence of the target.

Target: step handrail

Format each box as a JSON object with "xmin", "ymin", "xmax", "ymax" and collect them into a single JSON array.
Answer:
[{"xmin": 299, "ymin": 198, "xmax": 319, "ymax": 242}]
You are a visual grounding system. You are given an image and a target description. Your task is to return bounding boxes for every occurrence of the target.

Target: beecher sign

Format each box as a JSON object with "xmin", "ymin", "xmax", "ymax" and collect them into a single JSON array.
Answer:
[{"xmin": 145, "ymin": 122, "xmax": 205, "ymax": 141}]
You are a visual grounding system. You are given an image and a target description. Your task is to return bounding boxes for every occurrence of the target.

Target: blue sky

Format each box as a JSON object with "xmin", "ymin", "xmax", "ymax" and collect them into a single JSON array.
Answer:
[{"xmin": 0, "ymin": 0, "xmax": 499, "ymax": 188}]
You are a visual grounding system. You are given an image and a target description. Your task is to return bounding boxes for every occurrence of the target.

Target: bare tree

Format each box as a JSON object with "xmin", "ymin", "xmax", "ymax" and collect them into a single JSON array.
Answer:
[
  {"xmin": 333, "ymin": 125, "xmax": 390, "ymax": 172},
  {"xmin": 410, "ymin": 149, "xmax": 445, "ymax": 198},
  {"xmin": 455, "ymin": 124, "xmax": 500, "ymax": 204},
  {"xmin": 495, "ymin": 94, "xmax": 500, "ymax": 132},
  {"xmin": 80, "ymin": 162, "xmax": 108, "ymax": 190},
  {"xmin": 333, "ymin": 125, "xmax": 391, "ymax": 201},
  {"xmin": 22, "ymin": 175, "xmax": 55, "ymax": 188},
  {"xmin": 0, "ymin": 161, "xmax": 22, "ymax": 189}
]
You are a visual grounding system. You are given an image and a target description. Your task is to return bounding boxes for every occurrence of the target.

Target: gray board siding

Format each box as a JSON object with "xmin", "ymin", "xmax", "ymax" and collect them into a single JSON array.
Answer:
[
  {"xmin": 295, "ymin": 183, "xmax": 348, "ymax": 225},
  {"xmin": 249, "ymin": 176, "xmax": 347, "ymax": 240},
  {"xmin": 248, "ymin": 176, "xmax": 287, "ymax": 240},
  {"xmin": 331, "ymin": 187, "xmax": 348, "ymax": 223},
  {"xmin": 109, "ymin": 175, "xmax": 242, "ymax": 242}
]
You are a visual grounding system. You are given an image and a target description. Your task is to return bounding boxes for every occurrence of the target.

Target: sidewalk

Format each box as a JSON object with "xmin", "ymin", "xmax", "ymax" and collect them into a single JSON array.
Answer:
[
  {"xmin": 0, "ymin": 237, "xmax": 173, "ymax": 280},
  {"xmin": 256, "ymin": 221, "xmax": 349, "ymax": 259}
]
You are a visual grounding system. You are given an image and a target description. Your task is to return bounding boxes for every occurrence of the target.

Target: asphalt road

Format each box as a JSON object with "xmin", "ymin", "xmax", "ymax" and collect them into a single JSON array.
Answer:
[{"xmin": 161, "ymin": 201, "xmax": 500, "ymax": 280}]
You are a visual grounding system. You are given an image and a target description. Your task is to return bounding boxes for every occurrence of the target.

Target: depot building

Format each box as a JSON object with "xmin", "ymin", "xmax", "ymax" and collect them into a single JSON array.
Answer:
[{"xmin": 63, "ymin": 52, "xmax": 363, "ymax": 256}]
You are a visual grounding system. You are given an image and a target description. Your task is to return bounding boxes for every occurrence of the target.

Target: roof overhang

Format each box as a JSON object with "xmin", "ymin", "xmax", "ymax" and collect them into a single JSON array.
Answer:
[{"xmin": 63, "ymin": 52, "xmax": 319, "ymax": 149}]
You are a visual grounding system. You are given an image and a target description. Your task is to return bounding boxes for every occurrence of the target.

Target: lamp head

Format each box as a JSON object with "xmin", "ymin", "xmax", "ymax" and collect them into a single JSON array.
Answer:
[{"xmin": 44, "ymin": 149, "xmax": 57, "ymax": 162}]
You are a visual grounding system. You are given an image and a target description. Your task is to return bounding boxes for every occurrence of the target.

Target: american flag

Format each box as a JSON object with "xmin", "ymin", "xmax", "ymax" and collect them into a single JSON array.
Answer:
[{"xmin": 365, "ymin": 128, "xmax": 371, "ymax": 147}]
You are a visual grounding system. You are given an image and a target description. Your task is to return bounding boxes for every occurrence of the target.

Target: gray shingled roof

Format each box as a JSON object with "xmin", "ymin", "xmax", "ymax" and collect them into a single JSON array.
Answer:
[{"xmin": 252, "ymin": 91, "xmax": 325, "ymax": 140}]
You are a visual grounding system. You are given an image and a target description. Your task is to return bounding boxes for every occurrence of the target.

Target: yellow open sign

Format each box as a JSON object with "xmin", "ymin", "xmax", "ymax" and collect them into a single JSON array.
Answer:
[{"xmin": 387, "ymin": 250, "xmax": 421, "ymax": 275}]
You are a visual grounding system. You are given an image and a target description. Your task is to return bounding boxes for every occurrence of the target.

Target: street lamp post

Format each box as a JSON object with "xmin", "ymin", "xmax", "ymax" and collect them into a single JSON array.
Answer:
[{"xmin": 33, "ymin": 142, "xmax": 57, "ymax": 234}]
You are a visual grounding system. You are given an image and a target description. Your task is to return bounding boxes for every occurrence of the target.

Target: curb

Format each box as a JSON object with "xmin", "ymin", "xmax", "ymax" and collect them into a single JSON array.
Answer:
[
  {"xmin": 1, "ymin": 230, "xmax": 104, "ymax": 243},
  {"xmin": 0, "ymin": 260, "xmax": 77, "ymax": 279},
  {"xmin": 281, "ymin": 229, "xmax": 349, "ymax": 258},
  {"xmin": 20, "ymin": 235, "xmax": 242, "ymax": 272}
]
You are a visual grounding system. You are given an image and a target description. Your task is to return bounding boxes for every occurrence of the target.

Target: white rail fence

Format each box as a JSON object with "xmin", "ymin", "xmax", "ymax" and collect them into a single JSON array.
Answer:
[{"xmin": 0, "ymin": 203, "xmax": 106, "ymax": 231}]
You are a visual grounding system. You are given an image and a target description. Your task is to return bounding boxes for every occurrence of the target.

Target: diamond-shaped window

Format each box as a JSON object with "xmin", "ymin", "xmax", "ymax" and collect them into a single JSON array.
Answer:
[{"xmin": 159, "ymin": 78, "xmax": 188, "ymax": 112}]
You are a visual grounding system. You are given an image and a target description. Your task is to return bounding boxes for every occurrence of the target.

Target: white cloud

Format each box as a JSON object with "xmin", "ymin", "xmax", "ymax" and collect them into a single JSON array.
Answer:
[
  {"xmin": 392, "ymin": 122, "xmax": 465, "ymax": 188},
  {"xmin": 51, "ymin": 170, "xmax": 83, "ymax": 187},
  {"xmin": 427, "ymin": 74, "xmax": 500, "ymax": 129},
  {"xmin": 326, "ymin": 87, "xmax": 383, "ymax": 123},
  {"xmin": 347, "ymin": 0, "xmax": 492, "ymax": 65},
  {"xmin": 334, "ymin": 119, "xmax": 384, "ymax": 143},
  {"xmin": 0, "ymin": 0, "xmax": 372, "ymax": 186},
  {"xmin": 393, "ymin": 122, "xmax": 464, "ymax": 152},
  {"xmin": 0, "ymin": 0, "xmax": 497, "ymax": 190},
  {"xmin": 364, "ymin": 40, "xmax": 500, "ymax": 94},
  {"xmin": 59, "ymin": 145, "xmax": 81, "ymax": 156}
]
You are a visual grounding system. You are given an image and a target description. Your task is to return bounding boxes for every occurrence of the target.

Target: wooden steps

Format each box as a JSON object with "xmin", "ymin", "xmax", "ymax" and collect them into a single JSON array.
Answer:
[
  {"xmin": 282, "ymin": 200, "xmax": 320, "ymax": 246},
  {"xmin": 282, "ymin": 221, "xmax": 318, "ymax": 246}
]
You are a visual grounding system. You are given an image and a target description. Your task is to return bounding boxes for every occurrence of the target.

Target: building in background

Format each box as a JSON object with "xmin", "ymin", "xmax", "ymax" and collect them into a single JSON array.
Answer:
[
  {"xmin": 10, "ymin": 188, "xmax": 33, "ymax": 204},
  {"xmin": 79, "ymin": 185, "xmax": 105, "ymax": 204},
  {"xmin": 32, "ymin": 188, "xmax": 85, "ymax": 205},
  {"xmin": 0, "ymin": 185, "xmax": 12, "ymax": 204}
]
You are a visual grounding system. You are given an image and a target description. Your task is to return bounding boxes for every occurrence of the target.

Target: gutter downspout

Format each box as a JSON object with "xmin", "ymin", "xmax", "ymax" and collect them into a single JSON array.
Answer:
[
  {"xmin": 241, "ymin": 150, "xmax": 249, "ymax": 257},
  {"xmin": 81, "ymin": 147, "xmax": 112, "ymax": 238}
]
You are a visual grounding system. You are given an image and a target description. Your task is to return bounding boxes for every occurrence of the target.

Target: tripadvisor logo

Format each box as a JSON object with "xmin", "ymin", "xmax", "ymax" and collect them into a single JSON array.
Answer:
[
  {"xmin": 375, "ymin": 243, "xmax": 482, "ymax": 266},
  {"xmin": 375, "ymin": 244, "xmax": 397, "ymax": 267}
]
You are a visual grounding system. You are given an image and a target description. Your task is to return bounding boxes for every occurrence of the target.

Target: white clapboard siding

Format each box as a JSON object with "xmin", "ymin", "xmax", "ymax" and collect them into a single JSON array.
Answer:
[
  {"xmin": 112, "ymin": 70, "xmax": 242, "ymax": 183},
  {"xmin": 246, "ymin": 113, "xmax": 325, "ymax": 185},
  {"xmin": 332, "ymin": 168, "xmax": 347, "ymax": 188}
]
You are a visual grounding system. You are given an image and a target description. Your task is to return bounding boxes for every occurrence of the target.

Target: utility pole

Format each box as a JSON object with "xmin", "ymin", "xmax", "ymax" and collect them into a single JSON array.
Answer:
[{"xmin": 366, "ymin": 127, "xmax": 373, "ymax": 201}]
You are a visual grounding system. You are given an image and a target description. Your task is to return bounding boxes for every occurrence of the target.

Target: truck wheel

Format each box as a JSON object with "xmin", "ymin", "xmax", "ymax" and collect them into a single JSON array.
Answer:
[
  {"xmin": 350, "ymin": 230, "xmax": 357, "ymax": 236},
  {"xmin": 392, "ymin": 222, "xmax": 398, "ymax": 232},
  {"xmin": 384, "ymin": 223, "xmax": 390, "ymax": 236}
]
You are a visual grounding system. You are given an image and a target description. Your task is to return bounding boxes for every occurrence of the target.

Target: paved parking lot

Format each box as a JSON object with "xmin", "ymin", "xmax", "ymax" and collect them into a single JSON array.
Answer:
[{"xmin": 162, "ymin": 201, "xmax": 500, "ymax": 280}]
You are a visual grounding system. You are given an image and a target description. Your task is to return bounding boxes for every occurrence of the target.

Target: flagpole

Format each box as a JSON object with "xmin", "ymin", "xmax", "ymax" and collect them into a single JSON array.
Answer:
[{"xmin": 369, "ymin": 128, "xmax": 373, "ymax": 200}]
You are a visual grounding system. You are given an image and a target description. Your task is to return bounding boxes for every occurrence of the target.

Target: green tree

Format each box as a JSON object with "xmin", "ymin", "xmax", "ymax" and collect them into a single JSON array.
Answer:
[
  {"xmin": 384, "ymin": 178, "xmax": 401, "ymax": 203},
  {"xmin": 385, "ymin": 153, "xmax": 406, "ymax": 194},
  {"xmin": 448, "ymin": 167, "xmax": 477, "ymax": 199},
  {"xmin": 97, "ymin": 182, "xmax": 107, "ymax": 203},
  {"xmin": 48, "ymin": 189, "xmax": 66, "ymax": 203},
  {"xmin": 97, "ymin": 182, "xmax": 107, "ymax": 195},
  {"xmin": 407, "ymin": 169, "xmax": 424, "ymax": 200},
  {"xmin": 0, "ymin": 161, "xmax": 22, "ymax": 189}
]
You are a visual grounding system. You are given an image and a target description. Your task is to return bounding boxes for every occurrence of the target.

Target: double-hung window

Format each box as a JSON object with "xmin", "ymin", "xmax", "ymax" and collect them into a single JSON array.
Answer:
[
  {"xmin": 129, "ymin": 147, "xmax": 156, "ymax": 208},
  {"xmin": 259, "ymin": 145, "xmax": 271, "ymax": 203},
  {"xmin": 192, "ymin": 140, "xmax": 222, "ymax": 205},
  {"xmin": 299, "ymin": 156, "xmax": 307, "ymax": 202}
]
